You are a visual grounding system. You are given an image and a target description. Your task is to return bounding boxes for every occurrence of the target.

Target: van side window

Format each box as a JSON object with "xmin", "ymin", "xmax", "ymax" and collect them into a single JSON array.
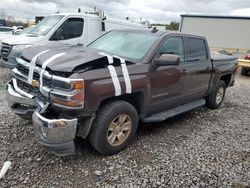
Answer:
[
  {"xmin": 50, "ymin": 18, "xmax": 83, "ymax": 41},
  {"xmin": 159, "ymin": 37, "xmax": 184, "ymax": 63},
  {"xmin": 187, "ymin": 37, "xmax": 208, "ymax": 61}
]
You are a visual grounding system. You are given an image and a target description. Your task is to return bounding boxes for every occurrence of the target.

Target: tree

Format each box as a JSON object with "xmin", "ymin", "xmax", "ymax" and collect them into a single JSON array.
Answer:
[
  {"xmin": 151, "ymin": 21, "xmax": 180, "ymax": 31},
  {"xmin": 166, "ymin": 21, "xmax": 179, "ymax": 31}
]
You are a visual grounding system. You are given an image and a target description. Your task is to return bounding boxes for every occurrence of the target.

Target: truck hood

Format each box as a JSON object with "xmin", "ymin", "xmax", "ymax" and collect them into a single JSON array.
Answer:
[
  {"xmin": 2, "ymin": 34, "xmax": 44, "ymax": 45},
  {"xmin": 21, "ymin": 44, "xmax": 133, "ymax": 73},
  {"xmin": 0, "ymin": 34, "xmax": 13, "ymax": 41}
]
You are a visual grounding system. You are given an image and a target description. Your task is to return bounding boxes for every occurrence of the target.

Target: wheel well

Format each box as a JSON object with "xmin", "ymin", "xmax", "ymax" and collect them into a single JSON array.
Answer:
[
  {"xmin": 99, "ymin": 92, "xmax": 144, "ymax": 115},
  {"xmin": 220, "ymin": 74, "xmax": 231, "ymax": 87}
]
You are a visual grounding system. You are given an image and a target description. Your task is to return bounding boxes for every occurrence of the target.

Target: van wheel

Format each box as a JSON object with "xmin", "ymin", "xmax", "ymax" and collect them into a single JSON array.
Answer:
[
  {"xmin": 206, "ymin": 80, "xmax": 226, "ymax": 109},
  {"xmin": 88, "ymin": 100, "xmax": 138, "ymax": 155}
]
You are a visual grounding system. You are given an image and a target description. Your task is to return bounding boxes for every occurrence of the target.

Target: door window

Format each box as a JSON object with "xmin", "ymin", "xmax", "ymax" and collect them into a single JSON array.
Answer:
[
  {"xmin": 50, "ymin": 18, "xmax": 83, "ymax": 41},
  {"xmin": 187, "ymin": 37, "xmax": 208, "ymax": 62},
  {"xmin": 159, "ymin": 37, "xmax": 185, "ymax": 63}
]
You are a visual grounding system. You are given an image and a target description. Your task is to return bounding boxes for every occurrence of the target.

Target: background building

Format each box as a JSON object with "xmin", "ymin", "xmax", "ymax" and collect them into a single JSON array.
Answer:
[{"xmin": 179, "ymin": 14, "xmax": 250, "ymax": 55}]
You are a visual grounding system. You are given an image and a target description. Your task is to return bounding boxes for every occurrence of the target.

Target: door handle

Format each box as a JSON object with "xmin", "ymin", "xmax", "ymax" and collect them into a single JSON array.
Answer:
[{"xmin": 181, "ymin": 69, "xmax": 188, "ymax": 74}]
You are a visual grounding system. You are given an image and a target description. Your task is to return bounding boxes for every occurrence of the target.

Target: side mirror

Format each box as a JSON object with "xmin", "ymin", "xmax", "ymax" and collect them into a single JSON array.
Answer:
[{"xmin": 154, "ymin": 54, "xmax": 180, "ymax": 66}]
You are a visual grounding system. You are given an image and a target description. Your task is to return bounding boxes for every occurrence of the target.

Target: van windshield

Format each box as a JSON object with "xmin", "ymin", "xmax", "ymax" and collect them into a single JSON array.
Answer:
[
  {"xmin": 28, "ymin": 15, "xmax": 64, "ymax": 36},
  {"xmin": 88, "ymin": 31, "xmax": 157, "ymax": 61}
]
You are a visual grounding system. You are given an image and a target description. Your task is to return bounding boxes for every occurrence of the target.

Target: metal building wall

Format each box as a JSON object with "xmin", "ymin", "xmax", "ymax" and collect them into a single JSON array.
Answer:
[{"xmin": 180, "ymin": 16, "xmax": 250, "ymax": 51}]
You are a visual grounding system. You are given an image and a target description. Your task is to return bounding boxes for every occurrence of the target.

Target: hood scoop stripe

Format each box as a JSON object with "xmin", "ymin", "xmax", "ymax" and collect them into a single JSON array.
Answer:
[
  {"xmin": 39, "ymin": 53, "xmax": 66, "ymax": 92},
  {"xmin": 100, "ymin": 53, "xmax": 132, "ymax": 96},
  {"xmin": 28, "ymin": 50, "xmax": 49, "ymax": 84}
]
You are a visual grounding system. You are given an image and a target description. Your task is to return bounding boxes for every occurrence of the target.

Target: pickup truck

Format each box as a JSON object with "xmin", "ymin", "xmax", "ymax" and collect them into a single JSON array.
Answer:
[{"xmin": 6, "ymin": 29, "xmax": 238, "ymax": 156}]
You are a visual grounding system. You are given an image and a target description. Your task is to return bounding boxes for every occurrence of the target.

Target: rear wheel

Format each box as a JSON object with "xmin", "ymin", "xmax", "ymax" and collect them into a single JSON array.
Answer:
[
  {"xmin": 206, "ymin": 80, "xmax": 226, "ymax": 109},
  {"xmin": 88, "ymin": 100, "xmax": 138, "ymax": 155}
]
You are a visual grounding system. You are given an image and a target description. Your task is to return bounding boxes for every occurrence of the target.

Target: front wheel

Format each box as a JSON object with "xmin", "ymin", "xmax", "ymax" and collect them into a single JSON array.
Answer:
[
  {"xmin": 206, "ymin": 80, "xmax": 226, "ymax": 109},
  {"xmin": 88, "ymin": 100, "xmax": 138, "ymax": 155}
]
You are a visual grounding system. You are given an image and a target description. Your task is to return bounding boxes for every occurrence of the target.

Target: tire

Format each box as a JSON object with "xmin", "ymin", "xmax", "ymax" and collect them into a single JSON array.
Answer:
[
  {"xmin": 88, "ymin": 100, "xmax": 138, "ymax": 155},
  {"xmin": 241, "ymin": 67, "xmax": 247, "ymax": 76},
  {"xmin": 206, "ymin": 80, "xmax": 226, "ymax": 109}
]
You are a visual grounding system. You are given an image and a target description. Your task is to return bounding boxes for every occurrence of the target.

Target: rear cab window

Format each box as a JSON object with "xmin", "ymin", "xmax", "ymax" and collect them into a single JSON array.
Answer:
[{"xmin": 187, "ymin": 37, "xmax": 208, "ymax": 62}]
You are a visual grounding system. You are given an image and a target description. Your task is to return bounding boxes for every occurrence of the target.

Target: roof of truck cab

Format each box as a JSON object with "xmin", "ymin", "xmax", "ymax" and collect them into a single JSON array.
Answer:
[
  {"xmin": 110, "ymin": 29, "xmax": 207, "ymax": 40},
  {"xmin": 111, "ymin": 28, "xmax": 191, "ymax": 36},
  {"xmin": 110, "ymin": 28, "xmax": 170, "ymax": 36}
]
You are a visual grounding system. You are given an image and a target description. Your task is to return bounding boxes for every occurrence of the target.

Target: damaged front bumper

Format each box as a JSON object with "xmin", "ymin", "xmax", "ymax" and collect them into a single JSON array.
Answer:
[
  {"xmin": 6, "ymin": 79, "xmax": 78, "ymax": 156},
  {"xmin": 6, "ymin": 79, "xmax": 37, "ymax": 118},
  {"xmin": 32, "ymin": 110, "xmax": 78, "ymax": 156}
]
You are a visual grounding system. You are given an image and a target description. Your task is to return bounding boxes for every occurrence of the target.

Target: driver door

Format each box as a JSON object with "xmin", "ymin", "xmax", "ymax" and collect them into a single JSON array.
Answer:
[
  {"xmin": 148, "ymin": 36, "xmax": 189, "ymax": 114},
  {"xmin": 50, "ymin": 17, "xmax": 84, "ymax": 45}
]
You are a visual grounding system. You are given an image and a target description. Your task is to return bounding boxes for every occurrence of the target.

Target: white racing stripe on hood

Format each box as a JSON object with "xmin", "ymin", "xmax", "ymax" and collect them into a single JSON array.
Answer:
[
  {"xmin": 99, "ymin": 52, "xmax": 122, "ymax": 96},
  {"xmin": 28, "ymin": 50, "xmax": 49, "ymax": 84},
  {"xmin": 39, "ymin": 52, "xmax": 66, "ymax": 91},
  {"xmin": 41, "ymin": 52, "xmax": 66, "ymax": 69},
  {"xmin": 107, "ymin": 65, "xmax": 121, "ymax": 96},
  {"xmin": 113, "ymin": 55, "xmax": 132, "ymax": 94},
  {"xmin": 99, "ymin": 52, "xmax": 113, "ymax": 64}
]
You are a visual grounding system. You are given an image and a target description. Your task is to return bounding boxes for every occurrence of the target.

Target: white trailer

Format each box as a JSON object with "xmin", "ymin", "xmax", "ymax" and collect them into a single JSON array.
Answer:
[{"xmin": 179, "ymin": 14, "xmax": 250, "ymax": 55}]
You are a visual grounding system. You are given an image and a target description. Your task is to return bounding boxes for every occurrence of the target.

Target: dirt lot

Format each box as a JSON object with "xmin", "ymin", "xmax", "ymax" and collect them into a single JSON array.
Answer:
[{"xmin": 0, "ymin": 67, "xmax": 249, "ymax": 188}]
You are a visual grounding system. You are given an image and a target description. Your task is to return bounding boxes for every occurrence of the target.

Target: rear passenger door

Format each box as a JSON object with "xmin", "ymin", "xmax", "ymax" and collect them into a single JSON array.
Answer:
[{"xmin": 184, "ymin": 37, "xmax": 212, "ymax": 100}]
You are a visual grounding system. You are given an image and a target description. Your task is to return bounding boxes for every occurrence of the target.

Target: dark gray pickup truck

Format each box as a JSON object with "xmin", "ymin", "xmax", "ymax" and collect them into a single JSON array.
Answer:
[{"xmin": 6, "ymin": 29, "xmax": 238, "ymax": 156}]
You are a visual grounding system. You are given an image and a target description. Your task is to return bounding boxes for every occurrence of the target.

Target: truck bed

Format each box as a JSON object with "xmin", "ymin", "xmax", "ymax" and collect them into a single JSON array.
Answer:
[{"xmin": 211, "ymin": 53, "xmax": 238, "ymax": 62}]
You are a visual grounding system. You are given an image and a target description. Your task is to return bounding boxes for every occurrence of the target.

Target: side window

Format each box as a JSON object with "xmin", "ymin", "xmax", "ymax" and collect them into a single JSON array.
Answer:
[
  {"xmin": 159, "ymin": 37, "xmax": 185, "ymax": 63},
  {"xmin": 51, "ymin": 18, "xmax": 83, "ymax": 41},
  {"xmin": 187, "ymin": 37, "xmax": 208, "ymax": 61}
]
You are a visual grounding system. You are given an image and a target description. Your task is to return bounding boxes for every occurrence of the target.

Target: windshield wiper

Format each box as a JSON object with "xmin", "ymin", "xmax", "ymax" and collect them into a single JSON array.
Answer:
[{"xmin": 25, "ymin": 33, "xmax": 40, "ymax": 37}]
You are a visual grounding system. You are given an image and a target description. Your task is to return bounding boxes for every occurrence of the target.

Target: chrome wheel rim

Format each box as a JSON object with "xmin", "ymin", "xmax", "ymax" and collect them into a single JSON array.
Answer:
[
  {"xmin": 107, "ymin": 114, "xmax": 132, "ymax": 146},
  {"xmin": 216, "ymin": 87, "xmax": 224, "ymax": 104}
]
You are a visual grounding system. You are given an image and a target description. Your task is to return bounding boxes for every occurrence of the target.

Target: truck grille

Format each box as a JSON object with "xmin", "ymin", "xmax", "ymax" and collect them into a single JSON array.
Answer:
[
  {"xmin": 1, "ymin": 43, "xmax": 12, "ymax": 60},
  {"xmin": 17, "ymin": 79, "xmax": 41, "ymax": 97},
  {"xmin": 16, "ymin": 64, "xmax": 52, "ymax": 88}
]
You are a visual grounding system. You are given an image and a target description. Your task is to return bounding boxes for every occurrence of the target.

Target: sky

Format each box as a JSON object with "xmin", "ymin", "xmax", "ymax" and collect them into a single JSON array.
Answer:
[{"xmin": 0, "ymin": 0, "xmax": 250, "ymax": 23}]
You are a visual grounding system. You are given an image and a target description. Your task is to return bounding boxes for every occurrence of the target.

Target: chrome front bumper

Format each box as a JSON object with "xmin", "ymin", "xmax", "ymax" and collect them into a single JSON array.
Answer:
[
  {"xmin": 6, "ymin": 80, "xmax": 37, "ymax": 118},
  {"xmin": 32, "ymin": 110, "xmax": 78, "ymax": 156},
  {"xmin": 6, "ymin": 79, "xmax": 78, "ymax": 156}
]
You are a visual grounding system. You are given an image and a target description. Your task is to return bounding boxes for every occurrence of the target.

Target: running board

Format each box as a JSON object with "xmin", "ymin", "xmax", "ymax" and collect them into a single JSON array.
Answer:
[{"xmin": 143, "ymin": 99, "xmax": 206, "ymax": 123}]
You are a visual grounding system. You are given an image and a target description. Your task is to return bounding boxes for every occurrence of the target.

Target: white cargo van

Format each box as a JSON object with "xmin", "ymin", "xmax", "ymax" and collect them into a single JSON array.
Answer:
[{"xmin": 0, "ymin": 11, "xmax": 146, "ymax": 68}]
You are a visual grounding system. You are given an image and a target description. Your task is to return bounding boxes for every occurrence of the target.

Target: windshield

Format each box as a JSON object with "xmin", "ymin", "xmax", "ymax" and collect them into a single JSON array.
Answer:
[
  {"xmin": 88, "ymin": 31, "xmax": 157, "ymax": 60},
  {"xmin": 28, "ymin": 15, "xmax": 64, "ymax": 36},
  {"xmin": 19, "ymin": 26, "xmax": 35, "ymax": 35}
]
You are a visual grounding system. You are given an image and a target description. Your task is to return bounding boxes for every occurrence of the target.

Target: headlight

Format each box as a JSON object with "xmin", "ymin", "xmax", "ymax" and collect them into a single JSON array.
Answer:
[
  {"xmin": 13, "ymin": 44, "xmax": 32, "ymax": 51},
  {"xmin": 50, "ymin": 78, "xmax": 85, "ymax": 109}
]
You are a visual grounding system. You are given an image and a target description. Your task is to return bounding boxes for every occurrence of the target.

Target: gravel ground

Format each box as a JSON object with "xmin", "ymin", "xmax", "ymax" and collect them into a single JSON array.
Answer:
[{"xmin": 0, "ymin": 67, "xmax": 249, "ymax": 188}]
